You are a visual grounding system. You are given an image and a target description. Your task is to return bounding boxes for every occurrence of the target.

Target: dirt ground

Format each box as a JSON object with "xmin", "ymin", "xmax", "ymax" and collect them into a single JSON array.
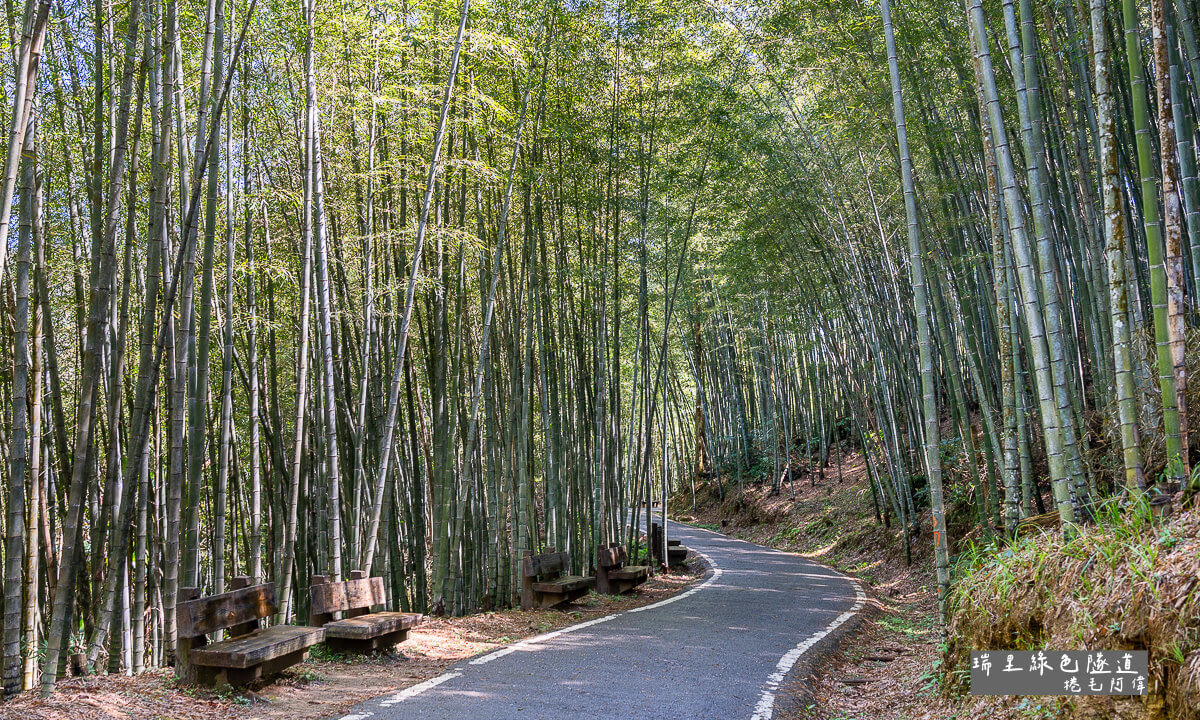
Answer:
[{"xmin": 1, "ymin": 565, "xmax": 701, "ymax": 720}]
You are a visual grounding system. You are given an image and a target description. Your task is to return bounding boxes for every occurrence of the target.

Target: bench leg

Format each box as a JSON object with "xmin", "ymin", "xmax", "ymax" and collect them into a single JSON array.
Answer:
[
  {"xmin": 596, "ymin": 568, "xmax": 612, "ymax": 596},
  {"xmin": 534, "ymin": 587, "xmax": 590, "ymax": 609},
  {"xmin": 194, "ymin": 648, "xmax": 311, "ymax": 688},
  {"xmin": 326, "ymin": 629, "xmax": 410, "ymax": 654},
  {"xmin": 533, "ymin": 590, "xmax": 567, "ymax": 609},
  {"xmin": 521, "ymin": 576, "xmax": 535, "ymax": 611}
]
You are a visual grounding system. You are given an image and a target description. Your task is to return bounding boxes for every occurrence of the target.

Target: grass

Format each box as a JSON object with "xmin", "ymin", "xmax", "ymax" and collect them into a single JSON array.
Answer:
[
  {"xmin": 942, "ymin": 497, "xmax": 1200, "ymax": 717},
  {"xmin": 768, "ymin": 525, "xmax": 802, "ymax": 546},
  {"xmin": 213, "ymin": 685, "xmax": 254, "ymax": 705},
  {"xmin": 291, "ymin": 668, "xmax": 325, "ymax": 684},
  {"xmin": 878, "ymin": 612, "xmax": 935, "ymax": 638},
  {"xmin": 307, "ymin": 644, "xmax": 347, "ymax": 662},
  {"xmin": 1012, "ymin": 697, "xmax": 1067, "ymax": 719}
]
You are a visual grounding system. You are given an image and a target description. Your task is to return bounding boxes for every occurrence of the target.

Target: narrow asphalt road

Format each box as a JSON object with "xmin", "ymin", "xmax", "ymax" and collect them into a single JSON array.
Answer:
[{"xmin": 338, "ymin": 517, "xmax": 863, "ymax": 720}]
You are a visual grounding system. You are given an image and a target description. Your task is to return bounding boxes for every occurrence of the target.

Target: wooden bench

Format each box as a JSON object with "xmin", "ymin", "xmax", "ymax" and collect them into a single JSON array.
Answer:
[
  {"xmin": 176, "ymin": 576, "xmax": 324, "ymax": 687},
  {"xmin": 595, "ymin": 543, "xmax": 650, "ymax": 596},
  {"xmin": 520, "ymin": 549, "xmax": 595, "ymax": 610},
  {"xmin": 310, "ymin": 570, "xmax": 423, "ymax": 653},
  {"xmin": 650, "ymin": 522, "xmax": 690, "ymax": 566}
]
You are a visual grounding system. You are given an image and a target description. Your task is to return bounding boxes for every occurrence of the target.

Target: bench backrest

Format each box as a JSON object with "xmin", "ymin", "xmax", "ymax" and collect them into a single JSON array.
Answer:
[
  {"xmin": 596, "ymin": 544, "xmax": 628, "ymax": 569},
  {"xmin": 311, "ymin": 572, "xmax": 386, "ymax": 616},
  {"xmin": 650, "ymin": 523, "xmax": 667, "ymax": 558},
  {"xmin": 522, "ymin": 550, "xmax": 568, "ymax": 580},
  {"xmin": 177, "ymin": 577, "xmax": 275, "ymax": 639}
]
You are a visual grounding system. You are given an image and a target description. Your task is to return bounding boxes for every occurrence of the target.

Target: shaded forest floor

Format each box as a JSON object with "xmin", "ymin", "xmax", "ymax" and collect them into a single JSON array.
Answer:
[{"xmin": 3, "ymin": 567, "xmax": 702, "ymax": 720}]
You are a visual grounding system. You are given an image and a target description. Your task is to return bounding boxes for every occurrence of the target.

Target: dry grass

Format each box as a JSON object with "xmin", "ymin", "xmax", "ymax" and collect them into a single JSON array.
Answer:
[{"xmin": 946, "ymin": 500, "xmax": 1200, "ymax": 720}]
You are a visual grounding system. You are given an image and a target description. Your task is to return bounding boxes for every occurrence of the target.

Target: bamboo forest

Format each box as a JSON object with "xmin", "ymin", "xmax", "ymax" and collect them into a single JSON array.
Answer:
[{"xmin": 0, "ymin": 0, "xmax": 1198, "ymax": 717}]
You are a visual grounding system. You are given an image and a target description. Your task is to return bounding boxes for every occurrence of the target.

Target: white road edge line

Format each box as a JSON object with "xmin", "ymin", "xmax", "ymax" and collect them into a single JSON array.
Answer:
[
  {"xmin": 668, "ymin": 516, "xmax": 872, "ymax": 720},
  {"xmin": 627, "ymin": 547, "xmax": 722, "ymax": 613},
  {"xmin": 374, "ymin": 524, "xmax": 725, "ymax": 706},
  {"xmin": 468, "ymin": 612, "xmax": 622, "ymax": 665},
  {"xmin": 377, "ymin": 671, "xmax": 463, "ymax": 707},
  {"xmin": 748, "ymin": 580, "xmax": 868, "ymax": 720}
]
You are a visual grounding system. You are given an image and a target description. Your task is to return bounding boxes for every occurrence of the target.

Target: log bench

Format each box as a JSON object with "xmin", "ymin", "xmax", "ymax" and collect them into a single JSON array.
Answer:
[
  {"xmin": 520, "ymin": 549, "xmax": 595, "ymax": 610},
  {"xmin": 651, "ymin": 522, "xmax": 690, "ymax": 566},
  {"xmin": 595, "ymin": 543, "xmax": 650, "ymax": 596},
  {"xmin": 310, "ymin": 570, "xmax": 423, "ymax": 653},
  {"xmin": 176, "ymin": 576, "xmax": 323, "ymax": 687}
]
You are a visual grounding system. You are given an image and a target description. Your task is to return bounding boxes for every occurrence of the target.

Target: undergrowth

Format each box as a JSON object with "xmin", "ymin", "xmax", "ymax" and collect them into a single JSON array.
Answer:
[{"xmin": 944, "ymin": 497, "xmax": 1200, "ymax": 719}]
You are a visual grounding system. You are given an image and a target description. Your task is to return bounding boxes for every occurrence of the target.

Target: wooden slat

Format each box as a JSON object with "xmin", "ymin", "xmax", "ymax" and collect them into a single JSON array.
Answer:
[
  {"xmin": 227, "ymin": 577, "xmax": 259, "ymax": 638},
  {"xmin": 310, "ymin": 577, "xmax": 386, "ymax": 615},
  {"xmin": 596, "ymin": 546, "xmax": 628, "ymax": 568},
  {"xmin": 531, "ymin": 575, "xmax": 594, "ymax": 594},
  {"xmin": 596, "ymin": 548, "xmax": 618, "ymax": 568},
  {"xmin": 189, "ymin": 625, "xmax": 324, "ymax": 669},
  {"xmin": 177, "ymin": 584, "xmax": 277, "ymax": 638},
  {"xmin": 522, "ymin": 551, "xmax": 568, "ymax": 578},
  {"xmin": 323, "ymin": 612, "xmax": 423, "ymax": 640}
]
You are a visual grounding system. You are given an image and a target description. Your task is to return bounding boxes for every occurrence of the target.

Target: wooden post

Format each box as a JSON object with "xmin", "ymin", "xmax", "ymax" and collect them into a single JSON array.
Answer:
[
  {"xmin": 650, "ymin": 523, "xmax": 663, "ymax": 564},
  {"xmin": 309, "ymin": 575, "xmax": 331, "ymax": 626},
  {"xmin": 519, "ymin": 552, "xmax": 534, "ymax": 611},
  {"xmin": 595, "ymin": 548, "xmax": 613, "ymax": 595},
  {"xmin": 175, "ymin": 587, "xmax": 203, "ymax": 684}
]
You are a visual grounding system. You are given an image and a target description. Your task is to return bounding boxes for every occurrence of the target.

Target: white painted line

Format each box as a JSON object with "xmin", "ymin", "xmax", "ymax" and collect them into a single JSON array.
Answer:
[
  {"xmin": 337, "ymin": 714, "xmax": 373, "ymax": 720},
  {"xmin": 474, "ymin": 543, "xmax": 724, "ymax": 655},
  {"xmin": 748, "ymin": 580, "xmax": 868, "ymax": 720},
  {"xmin": 380, "ymin": 536, "xmax": 725, "ymax": 705},
  {"xmin": 652, "ymin": 515, "xmax": 871, "ymax": 720},
  {"xmin": 469, "ymin": 612, "xmax": 622, "ymax": 665},
  {"xmin": 364, "ymin": 519, "xmax": 729, "ymax": 710},
  {"xmin": 627, "ymin": 547, "xmax": 723, "ymax": 613},
  {"xmin": 377, "ymin": 671, "xmax": 463, "ymax": 706}
]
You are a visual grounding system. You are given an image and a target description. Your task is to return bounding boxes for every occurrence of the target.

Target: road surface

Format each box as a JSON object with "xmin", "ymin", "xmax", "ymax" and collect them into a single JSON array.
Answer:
[{"xmin": 337, "ymin": 517, "xmax": 864, "ymax": 720}]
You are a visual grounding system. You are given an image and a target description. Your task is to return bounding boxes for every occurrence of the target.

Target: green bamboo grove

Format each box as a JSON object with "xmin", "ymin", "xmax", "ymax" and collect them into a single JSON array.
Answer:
[{"xmin": 0, "ymin": 0, "xmax": 1196, "ymax": 699}]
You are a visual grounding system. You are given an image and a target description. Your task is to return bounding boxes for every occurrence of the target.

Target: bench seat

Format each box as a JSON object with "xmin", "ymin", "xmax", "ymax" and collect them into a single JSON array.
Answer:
[
  {"xmin": 532, "ymin": 575, "xmax": 594, "ymax": 594},
  {"xmin": 608, "ymin": 565, "xmax": 650, "ymax": 582},
  {"xmin": 310, "ymin": 574, "xmax": 420, "ymax": 653},
  {"xmin": 190, "ymin": 624, "xmax": 324, "ymax": 669},
  {"xmin": 521, "ymin": 550, "xmax": 593, "ymax": 609},
  {"xmin": 323, "ymin": 611, "xmax": 422, "ymax": 640},
  {"xmin": 595, "ymin": 545, "xmax": 652, "ymax": 596},
  {"xmin": 667, "ymin": 545, "xmax": 689, "ymax": 564}
]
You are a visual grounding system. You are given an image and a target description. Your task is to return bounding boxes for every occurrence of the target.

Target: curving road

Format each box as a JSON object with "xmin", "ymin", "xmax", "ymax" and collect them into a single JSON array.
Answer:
[{"xmin": 336, "ymin": 517, "xmax": 864, "ymax": 720}]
